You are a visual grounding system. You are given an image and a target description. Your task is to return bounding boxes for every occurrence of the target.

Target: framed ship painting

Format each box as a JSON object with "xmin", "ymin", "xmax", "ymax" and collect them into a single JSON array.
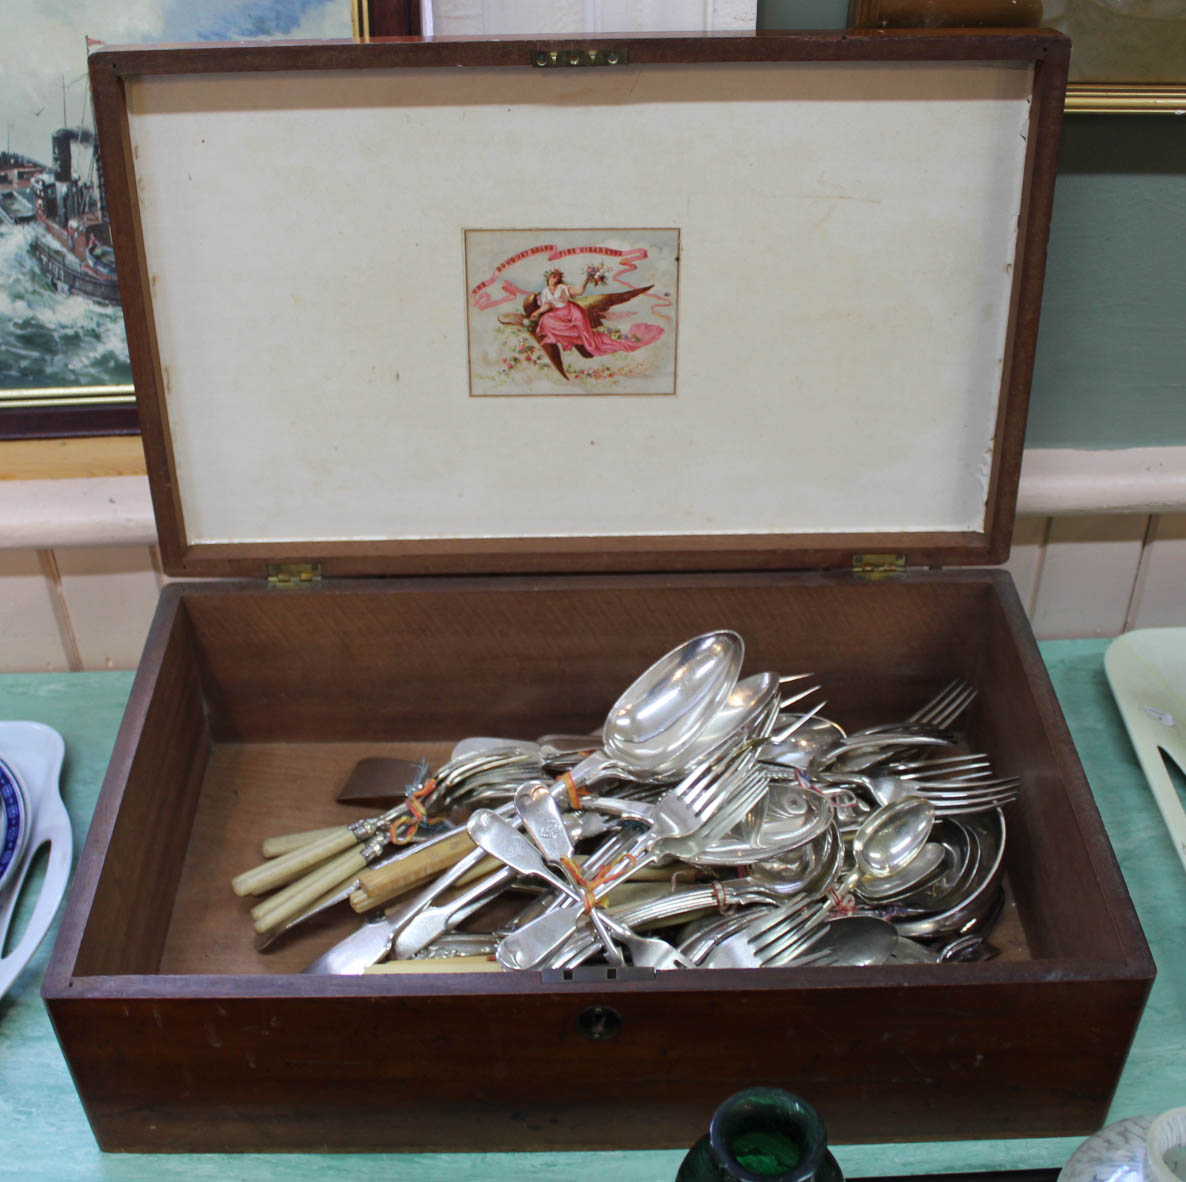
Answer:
[
  {"xmin": 0, "ymin": 0, "xmax": 353, "ymax": 439},
  {"xmin": 466, "ymin": 229, "xmax": 679, "ymax": 397}
]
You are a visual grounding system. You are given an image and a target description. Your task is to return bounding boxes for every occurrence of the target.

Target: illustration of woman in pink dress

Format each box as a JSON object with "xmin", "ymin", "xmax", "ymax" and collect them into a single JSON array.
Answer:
[{"xmin": 500, "ymin": 267, "xmax": 664, "ymax": 380}]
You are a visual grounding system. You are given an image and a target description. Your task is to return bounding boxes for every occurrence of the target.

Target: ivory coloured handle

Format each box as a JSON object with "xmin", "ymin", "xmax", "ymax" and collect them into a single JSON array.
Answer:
[
  {"xmin": 250, "ymin": 844, "xmax": 369, "ymax": 933},
  {"xmin": 260, "ymin": 826, "xmax": 344, "ymax": 858},
  {"xmin": 231, "ymin": 826, "xmax": 357, "ymax": 897}
]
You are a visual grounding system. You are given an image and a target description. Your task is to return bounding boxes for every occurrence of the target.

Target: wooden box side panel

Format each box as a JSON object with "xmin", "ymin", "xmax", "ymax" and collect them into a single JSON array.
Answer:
[
  {"xmin": 179, "ymin": 574, "xmax": 994, "ymax": 743},
  {"xmin": 70, "ymin": 596, "xmax": 213, "ymax": 975},
  {"xmin": 974, "ymin": 578, "xmax": 1153, "ymax": 968},
  {"xmin": 49, "ymin": 975, "xmax": 1146, "ymax": 1152}
]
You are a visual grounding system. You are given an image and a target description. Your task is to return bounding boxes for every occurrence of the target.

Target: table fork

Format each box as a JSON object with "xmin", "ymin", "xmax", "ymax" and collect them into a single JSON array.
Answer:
[{"xmin": 701, "ymin": 897, "xmax": 834, "ymax": 969}]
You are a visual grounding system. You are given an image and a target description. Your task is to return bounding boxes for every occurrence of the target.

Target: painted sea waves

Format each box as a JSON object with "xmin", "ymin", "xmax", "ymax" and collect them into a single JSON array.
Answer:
[
  {"xmin": 0, "ymin": 0, "xmax": 350, "ymax": 390},
  {"xmin": 0, "ymin": 223, "xmax": 128, "ymax": 386}
]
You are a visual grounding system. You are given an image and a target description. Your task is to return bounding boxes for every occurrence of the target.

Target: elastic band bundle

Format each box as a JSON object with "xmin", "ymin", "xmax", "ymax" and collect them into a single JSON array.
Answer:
[
  {"xmin": 560, "ymin": 850, "xmax": 638, "ymax": 913},
  {"xmin": 561, "ymin": 771, "xmax": 590, "ymax": 811},
  {"xmin": 390, "ymin": 777, "xmax": 441, "ymax": 845},
  {"xmin": 709, "ymin": 879, "xmax": 734, "ymax": 914},
  {"xmin": 826, "ymin": 887, "xmax": 856, "ymax": 917}
]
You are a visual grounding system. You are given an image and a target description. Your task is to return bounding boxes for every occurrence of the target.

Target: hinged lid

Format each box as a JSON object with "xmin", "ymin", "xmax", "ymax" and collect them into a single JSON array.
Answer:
[{"xmin": 90, "ymin": 30, "xmax": 1069, "ymax": 579}]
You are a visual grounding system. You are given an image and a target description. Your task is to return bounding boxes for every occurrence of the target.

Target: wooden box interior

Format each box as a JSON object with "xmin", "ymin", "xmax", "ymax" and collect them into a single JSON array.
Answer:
[
  {"xmin": 75, "ymin": 574, "xmax": 1125, "ymax": 976},
  {"xmin": 45, "ymin": 572, "xmax": 1153, "ymax": 1152}
]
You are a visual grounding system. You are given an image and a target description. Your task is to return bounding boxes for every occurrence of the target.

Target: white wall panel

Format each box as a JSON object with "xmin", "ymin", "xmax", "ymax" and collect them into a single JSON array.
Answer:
[
  {"xmin": 1031, "ymin": 514, "xmax": 1148, "ymax": 639},
  {"xmin": 54, "ymin": 547, "xmax": 161, "ymax": 672},
  {"xmin": 1129, "ymin": 513, "xmax": 1186, "ymax": 630},
  {"xmin": 0, "ymin": 551, "xmax": 71, "ymax": 673}
]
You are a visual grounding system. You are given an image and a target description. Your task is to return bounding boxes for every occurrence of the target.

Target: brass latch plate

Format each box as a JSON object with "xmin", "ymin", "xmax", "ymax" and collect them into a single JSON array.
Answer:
[
  {"xmin": 267, "ymin": 562, "xmax": 323, "ymax": 589},
  {"xmin": 531, "ymin": 47, "xmax": 629, "ymax": 68}
]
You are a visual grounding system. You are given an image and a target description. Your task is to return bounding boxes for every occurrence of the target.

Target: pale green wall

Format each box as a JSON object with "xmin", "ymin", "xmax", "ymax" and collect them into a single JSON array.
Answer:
[
  {"xmin": 1029, "ymin": 118, "xmax": 1186, "ymax": 449},
  {"xmin": 758, "ymin": 1, "xmax": 1186, "ymax": 450}
]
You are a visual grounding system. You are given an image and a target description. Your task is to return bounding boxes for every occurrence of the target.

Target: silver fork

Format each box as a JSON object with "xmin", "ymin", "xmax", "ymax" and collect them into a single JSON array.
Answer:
[
  {"xmin": 920, "ymin": 782, "xmax": 1019, "ymax": 815},
  {"xmin": 827, "ymin": 680, "xmax": 977, "ymax": 773},
  {"xmin": 911, "ymin": 680, "xmax": 977, "ymax": 729},
  {"xmin": 823, "ymin": 768, "xmax": 1019, "ymax": 815},
  {"xmin": 870, "ymin": 772, "xmax": 1020, "ymax": 813},
  {"xmin": 643, "ymin": 741, "xmax": 764, "ymax": 848},
  {"xmin": 701, "ymin": 897, "xmax": 834, "ymax": 969}
]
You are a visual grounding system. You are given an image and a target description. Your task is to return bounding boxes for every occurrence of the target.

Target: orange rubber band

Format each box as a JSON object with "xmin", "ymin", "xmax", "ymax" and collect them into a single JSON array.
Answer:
[
  {"xmin": 558, "ymin": 850, "xmax": 639, "ymax": 913},
  {"xmin": 390, "ymin": 777, "xmax": 439, "ymax": 845},
  {"xmin": 562, "ymin": 772, "xmax": 589, "ymax": 811}
]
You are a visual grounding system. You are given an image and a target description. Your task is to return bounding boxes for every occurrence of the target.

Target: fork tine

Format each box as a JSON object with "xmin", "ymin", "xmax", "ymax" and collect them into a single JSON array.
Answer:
[
  {"xmin": 930, "ymin": 683, "xmax": 977, "ymax": 730},
  {"xmin": 672, "ymin": 756, "xmax": 723, "ymax": 807},
  {"xmin": 742, "ymin": 897, "xmax": 811, "ymax": 946},
  {"xmin": 892, "ymin": 752, "xmax": 989, "ymax": 772},
  {"xmin": 769, "ymin": 698, "xmax": 828, "ymax": 744},
  {"xmin": 898, "ymin": 754, "xmax": 993, "ymax": 778},
  {"xmin": 694, "ymin": 771, "xmax": 771, "ymax": 846},
  {"xmin": 910, "ymin": 680, "xmax": 976, "ymax": 728},
  {"xmin": 692, "ymin": 764, "xmax": 765, "ymax": 827},
  {"xmin": 679, "ymin": 745, "xmax": 748, "ymax": 809},
  {"xmin": 929, "ymin": 787, "xmax": 1015, "ymax": 806},
  {"xmin": 932, "ymin": 799, "xmax": 1015, "ymax": 816},
  {"xmin": 753, "ymin": 902, "xmax": 831, "ymax": 965},
  {"xmin": 908, "ymin": 680, "xmax": 963, "ymax": 725},
  {"xmin": 778, "ymin": 684, "xmax": 821, "ymax": 712},
  {"xmin": 915, "ymin": 776, "xmax": 1019, "ymax": 794},
  {"xmin": 901, "ymin": 763, "xmax": 996, "ymax": 782}
]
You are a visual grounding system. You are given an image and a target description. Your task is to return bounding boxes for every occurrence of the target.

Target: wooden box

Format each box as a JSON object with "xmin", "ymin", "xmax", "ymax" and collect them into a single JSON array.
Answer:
[{"xmin": 44, "ymin": 30, "xmax": 1155, "ymax": 1154}]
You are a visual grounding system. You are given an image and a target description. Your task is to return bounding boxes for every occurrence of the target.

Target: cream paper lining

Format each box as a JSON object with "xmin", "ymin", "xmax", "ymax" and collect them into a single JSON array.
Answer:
[{"xmin": 126, "ymin": 61, "xmax": 1033, "ymax": 547}]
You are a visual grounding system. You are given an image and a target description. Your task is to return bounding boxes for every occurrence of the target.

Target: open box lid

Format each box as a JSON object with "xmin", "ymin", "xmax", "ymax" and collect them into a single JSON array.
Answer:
[{"xmin": 90, "ymin": 30, "xmax": 1069, "ymax": 579}]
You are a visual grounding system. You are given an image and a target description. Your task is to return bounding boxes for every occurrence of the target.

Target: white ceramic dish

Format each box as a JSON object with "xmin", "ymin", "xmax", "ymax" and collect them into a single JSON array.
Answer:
[{"xmin": 0, "ymin": 721, "xmax": 71, "ymax": 998}]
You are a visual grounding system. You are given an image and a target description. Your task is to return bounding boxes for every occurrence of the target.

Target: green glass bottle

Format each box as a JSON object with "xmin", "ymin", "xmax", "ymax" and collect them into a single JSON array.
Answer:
[{"xmin": 676, "ymin": 1088, "xmax": 844, "ymax": 1182}]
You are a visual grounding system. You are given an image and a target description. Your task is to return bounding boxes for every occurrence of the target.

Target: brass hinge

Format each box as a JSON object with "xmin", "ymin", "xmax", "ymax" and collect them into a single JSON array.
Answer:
[
  {"xmin": 852, "ymin": 553, "xmax": 907, "ymax": 581},
  {"xmin": 531, "ymin": 47, "xmax": 629, "ymax": 68},
  {"xmin": 267, "ymin": 562, "xmax": 322, "ymax": 589}
]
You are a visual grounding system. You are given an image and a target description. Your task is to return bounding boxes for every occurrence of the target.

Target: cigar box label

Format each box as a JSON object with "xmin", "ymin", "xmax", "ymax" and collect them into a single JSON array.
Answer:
[{"xmin": 465, "ymin": 228, "xmax": 679, "ymax": 397}]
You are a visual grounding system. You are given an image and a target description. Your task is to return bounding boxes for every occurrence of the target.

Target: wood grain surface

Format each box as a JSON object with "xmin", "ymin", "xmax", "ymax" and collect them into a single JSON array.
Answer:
[{"xmin": 43, "ymin": 570, "xmax": 1153, "ymax": 1153}]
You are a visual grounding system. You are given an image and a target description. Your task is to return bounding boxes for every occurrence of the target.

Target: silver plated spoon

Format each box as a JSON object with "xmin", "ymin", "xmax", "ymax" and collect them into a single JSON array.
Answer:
[{"xmin": 852, "ymin": 796, "xmax": 936, "ymax": 879}]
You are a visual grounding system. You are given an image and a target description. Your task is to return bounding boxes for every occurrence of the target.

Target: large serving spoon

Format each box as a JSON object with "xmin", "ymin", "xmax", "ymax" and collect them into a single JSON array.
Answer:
[{"xmin": 559, "ymin": 630, "xmax": 744, "ymax": 792}]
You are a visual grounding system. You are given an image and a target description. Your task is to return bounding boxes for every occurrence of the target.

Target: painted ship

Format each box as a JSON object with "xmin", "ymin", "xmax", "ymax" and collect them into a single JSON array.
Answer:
[
  {"xmin": 0, "ymin": 150, "xmax": 41, "ymax": 226},
  {"xmin": 26, "ymin": 127, "xmax": 120, "ymax": 305}
]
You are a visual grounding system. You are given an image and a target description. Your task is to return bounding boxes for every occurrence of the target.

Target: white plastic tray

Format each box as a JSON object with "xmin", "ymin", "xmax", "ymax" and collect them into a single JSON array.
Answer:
[{"xmin": 1105, "ymin": 628, "xmax": 1186, "ymax": 877}]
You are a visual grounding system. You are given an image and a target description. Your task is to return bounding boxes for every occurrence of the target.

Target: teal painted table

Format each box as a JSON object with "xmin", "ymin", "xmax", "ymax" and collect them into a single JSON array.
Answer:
[{"xmin": 3, "ymin": 641, "xmax": 1184, "ymax": 1180}]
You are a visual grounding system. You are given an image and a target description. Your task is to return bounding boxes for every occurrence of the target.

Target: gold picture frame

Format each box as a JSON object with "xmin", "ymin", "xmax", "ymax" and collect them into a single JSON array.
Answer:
[{"xmin": 848, "ymin": 1, "xmax": 1186, "ymax": 114}]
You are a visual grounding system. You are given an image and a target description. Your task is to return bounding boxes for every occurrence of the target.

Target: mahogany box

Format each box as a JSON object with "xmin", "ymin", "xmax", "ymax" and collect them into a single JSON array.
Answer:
[{"xmin": 43, "ymin": 30, "xmax": 1154, "ymax": 1153}]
